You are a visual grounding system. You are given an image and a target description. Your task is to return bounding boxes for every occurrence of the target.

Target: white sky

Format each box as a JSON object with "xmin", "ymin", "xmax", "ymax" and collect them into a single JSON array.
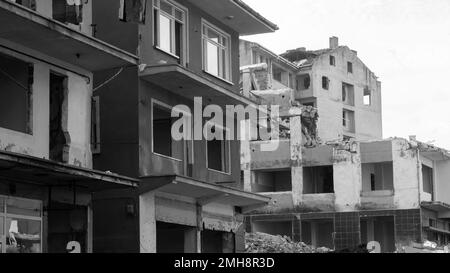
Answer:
[{"xmin": 244, "ymin": 0, "xmax": 450, "ymax": 149}]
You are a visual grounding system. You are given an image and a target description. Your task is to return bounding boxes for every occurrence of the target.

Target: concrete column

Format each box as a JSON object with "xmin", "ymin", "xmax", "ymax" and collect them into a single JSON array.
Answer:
[
  {"xmin": 290, "ymin": 114, "xmax": 303, "ymax": 206},
  {"xmin": 311, "ymin": 222, "xmax": 318, "ymax": 248},
  {"xmin": 241, "ymin": 69, "xmax": 252, "ymax": 98},
  {"xmin": 367, "ymin": 219, "xmax": 375, "ymax": 242},
  {"xmin": 196, "ymin": 204, "xmax": 203, "ymax": 253},
  {"xmin": 241, "ymin": 119, "xmax": 253, "ymax": 192},
  {"xmin": 139, "ymin": 191, "xmax": 156, "ymax": 253}
]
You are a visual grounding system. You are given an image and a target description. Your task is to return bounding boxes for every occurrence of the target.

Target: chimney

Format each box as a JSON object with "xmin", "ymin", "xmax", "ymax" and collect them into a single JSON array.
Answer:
[{"xmin": 329, "ymin": 36, "xmax": 339, "ymax": 49}]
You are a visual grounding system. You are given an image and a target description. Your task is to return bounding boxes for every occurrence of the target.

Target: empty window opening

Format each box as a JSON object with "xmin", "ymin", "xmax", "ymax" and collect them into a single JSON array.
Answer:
[
  {"xmin": 53, "ymin": 0, "xmax": 83, "ymax": 25},
  {"xmin": 206, "ymin": 125, "xmax": 230, "ymax": 173},
  {"xmin": 0, "ymin": 52, "xmax": 33, "ymax": 134},
  {"xmin": 342, "ymin": 82, "xmax": 355, "ymax": 106},
  {"xmin": 303, "ymin": 166, "xmax": 334, "ymax": 194},
  {"xmin": 363, "ymin": 87, "xmax": 372, "ymax": 106},
  {"xmin": 422, "ymin": 165, "xmax": 434, "ymax": 195},
  {"xmin": 296, "ymin": 74, "xmax": 311, "ymax": 91},
  {"xmin": 253, "ymin": 220, "xmax": 293, "ymax": 239},
  {"xmin": 330, "ymin": 55, "xmax": 336, "ymax": 66},
  {"xmin": 301, "ymin": 220, "xmax": 334, "ymax": 249},
  {"xmin": 252, "ymin": 170, "xmax": 292, "ymax": 193},
  {"xmin": 342, "ymin": 109, "xmax": 355, "ymax": 133},
  {"xmin": 362, "ymin": 162, "xmax": 394, "ymax": 192},
  {"xmin": 156, "ymin": 222, "xmax": 196, "ymax": 253},
  {"xmin": 347, "ymin": 62, "xmax": 353, "ymax": 73},
  {"xmin": 91, "ymin": 96, "xmax": 101, "ymax": 154},
  {"xmin": 152, "ymin": 102, "xmax": 184, "ymax": 160},
  {"xmin": 322, "ymin": 76, "xmax": 329, "ymax": 90},
  {"xmin": 49, "ymin": 72, "xmax": 69, "ymax": 163},
  {"xmin": 202, "ymin": 230, "xmax": 235, "ymax": 253},
  {"xmin": 361, "ymin": 217, "xmax": 395, "ymax": 253},
  {"xmin": 272, "ymin": 65, "xmax": 289, "ymax": 86},
  {"xmin": 13, "ymin": 0, "xmax": 36, "ymax": 10}
]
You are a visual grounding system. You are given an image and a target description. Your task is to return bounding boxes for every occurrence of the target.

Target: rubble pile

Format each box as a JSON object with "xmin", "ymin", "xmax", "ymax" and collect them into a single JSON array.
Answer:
[{"xmin": 245, "ymin": 232, "xmax": 331, "ymax": 253}]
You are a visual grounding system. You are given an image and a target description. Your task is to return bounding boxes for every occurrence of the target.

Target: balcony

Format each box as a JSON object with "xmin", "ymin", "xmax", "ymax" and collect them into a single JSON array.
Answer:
[
  {"xmin": 140, "ymin": 64, "xmax": 257, "ymax": 107},
  {"xmin": 0, "ymin": 0, "xmax": 138, "ymax": 71}
]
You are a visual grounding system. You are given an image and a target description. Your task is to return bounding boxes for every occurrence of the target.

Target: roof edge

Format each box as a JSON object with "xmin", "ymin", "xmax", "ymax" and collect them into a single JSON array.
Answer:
[{"xmin": 232, "ymin": 0, "xmax": 279, "ymax": 32}]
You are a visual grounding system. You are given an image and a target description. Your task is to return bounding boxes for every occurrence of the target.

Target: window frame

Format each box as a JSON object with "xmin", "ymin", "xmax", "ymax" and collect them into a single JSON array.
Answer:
[
  {"xmin": 151, "ymin": 99, "xmax": 193, "ymax": 162},
  {"xmin": 347, "ymin": 61, "xmax": 353, "ymax": 74},
  {"xmin": 152, "ymin": 0, "xmax": 188, "ymax": 65},
  {"xmin": 322, "ymin": 76, "xmax": 330, "ymax": 90},
  {"xmin": 205, "ymin": 122, "xmax": 231, "ymax": 175},
  {"xmin": 201, "ymin": 19, "xmax": 232, "ymax": 83},
  {"xmin": 363, "ymin": 87, "xmax": 372, "ymax": 106},
  {"xmin": 330, "ymin": 55, "xmax": 336, "ymax": 66}
]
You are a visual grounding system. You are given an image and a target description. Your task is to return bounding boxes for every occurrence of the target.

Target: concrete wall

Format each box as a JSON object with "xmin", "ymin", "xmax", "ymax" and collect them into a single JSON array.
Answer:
[
  {"xmin": 435, "ymin": 160, "xmax": 450, "ymax": 204},
  {"xmin": 0, "ymin": 41, "xmax": 93, "ymax": 168},
  {"xmin": 310, "ymin": 47, "xmax": 382, "ymax": 142}
]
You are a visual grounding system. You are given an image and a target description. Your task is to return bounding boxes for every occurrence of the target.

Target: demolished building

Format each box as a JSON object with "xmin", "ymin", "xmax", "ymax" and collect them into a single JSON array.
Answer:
[{"xmin": 239, "ymin": 38, "xmax": 450, "ymax": 252}]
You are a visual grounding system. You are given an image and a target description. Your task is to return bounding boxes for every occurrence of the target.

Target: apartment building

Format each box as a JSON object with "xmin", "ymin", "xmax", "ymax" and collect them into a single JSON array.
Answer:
[
  {"xmin": 0, "ymin": 0, "xmax": 140, "ymax": 253},
  {"xmin": 240, "ymin": 37, "xmax": 383, "ymax": 143},
  {"xmin": 90, "ymin": 0, "xmax": 276, "ymax": 253}
]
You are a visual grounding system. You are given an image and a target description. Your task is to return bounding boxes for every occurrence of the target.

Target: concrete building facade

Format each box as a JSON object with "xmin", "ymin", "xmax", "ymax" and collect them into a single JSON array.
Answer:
[
  {"xmin": 0, "ymin": 0, "xmax": 139, "ymax": 253},
  {"xmin": 90, "ymin": 0, "xmax": 276, "ymax": 253}
]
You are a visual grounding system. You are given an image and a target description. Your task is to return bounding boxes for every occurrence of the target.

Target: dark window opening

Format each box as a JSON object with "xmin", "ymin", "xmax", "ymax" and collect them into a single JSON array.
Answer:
[
  {"xmin": 347, "ymin": 62, "xmax": 353, "ymax": 73},
  {"xmin": 296, "ymin": 74, "xmax": 311, "ymax": 91},
  {"xmin": 422, "ymin": 165, "xmax": 434, "ymax": 195},
  {"xmin": 156, "ymin": 222, "xmax": 196, "ymax": 253},
  {"xmin": 202, "ymin": 230, "xmax": 235, "ymax": 253},
  {"xmin": 207, "ymin": 128, "xmax": 229, "ymax": 173},
  {"xmin": 0, "ymin": 52, "xmax": 33, "ymax": 134},
  {"xmin": 253, "ymin": 170, "xmax": 292, "ymax": 193},
  {"xmin": 303, "ymin": 166, "xmax": 334, "ymax": 194},
  {"xmin": 343, "ymin": 109, "xmax": 355, "ymax": 133},
  {"xmin": 53, "ymin": 0, "xmax": 83, "ymax": 25},
  {"xmin": 342, "ymin": 82, "xmax": 355, "ymax": 106},
  {"xmin": 322, "ymin": 76, "xmax": 329, "ymax": 90},
  {"xmin": 49, "ymin": 72, "xmax": 69, "ymax": 163},
  {"xmin": 330, "ymin": 55, "xmax": 336, "ymax": 66},
  {"xmin": 91, "ymin": 96, "xmax": 100, "ymax": 154},
  {"xmin": 362, "ymin": 162, "xmax": 394, "ymax": 192},
  {"xmin": 14, "ymin": 0, "xmax": 36, "ymax": 10},
  {"xmin": 152, "ymin": 103, "xmax": 183, "ymax": 160}
]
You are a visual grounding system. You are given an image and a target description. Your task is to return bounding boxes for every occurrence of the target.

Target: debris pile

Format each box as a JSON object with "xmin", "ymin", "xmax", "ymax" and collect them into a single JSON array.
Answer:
[{"xmin": 245, "ymin": 232, "xmax": 331, "ymax": 253}]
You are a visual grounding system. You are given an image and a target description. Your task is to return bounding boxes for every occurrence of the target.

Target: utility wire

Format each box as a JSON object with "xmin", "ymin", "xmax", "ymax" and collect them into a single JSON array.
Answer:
[{"xmin": 93, "ymin": 67, "xmax": 124, "ymax": 92}]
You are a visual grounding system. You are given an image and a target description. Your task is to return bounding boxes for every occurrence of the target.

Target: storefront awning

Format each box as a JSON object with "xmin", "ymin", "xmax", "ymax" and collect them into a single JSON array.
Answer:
[
  {"xmin": 0, "ymin": 150, "xmax": 138, "ymax": 192},
  {"xmin": 140, "ymin": 175, "xmax": 270, "ymax": 208},
  {"xmin": 140, "ymin": 64, "xmax": 259, "ymax": 107},
  {"xmin": 0, "ymin": 0, "xmax": 139, "ymax": 71}
]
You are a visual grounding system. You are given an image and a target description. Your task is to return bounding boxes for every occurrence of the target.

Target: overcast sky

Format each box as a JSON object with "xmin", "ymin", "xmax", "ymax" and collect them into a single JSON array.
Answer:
[{"xmin": 244, "ymin": 0, "xmax": 450, "ymax": 149}]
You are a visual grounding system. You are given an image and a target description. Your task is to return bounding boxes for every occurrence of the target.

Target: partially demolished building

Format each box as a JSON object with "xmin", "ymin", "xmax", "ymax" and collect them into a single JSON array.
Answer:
[{"xmin": 240, "ymin": 38, "xmax": 450, "ymax": 252}]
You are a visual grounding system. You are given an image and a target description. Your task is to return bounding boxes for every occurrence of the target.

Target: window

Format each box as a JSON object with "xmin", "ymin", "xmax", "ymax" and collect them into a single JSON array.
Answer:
[
  {"xmin": 202, "ymin": 21, "xmax": 231, "ymax": 81},
  {"xmin": 330, "ymin": 55, "xmax": 336, "ymax": 66},
  {"xmin": 119, "ymin": 0, "xmax": 147, "ymax": 23},
  {"xmin": 272, "ymin": 66, "xmax": 283, "ymax": 83},
  {"xmin": 343, "ymin": 109, "xmax": 355, "ymax": 133},
  {"xmin": 303, "ymin": 166, "xmax": 334, "ymax": 194},
  {"xmin": 0, "ymin": 196, "xmax": 42, "ymax": 253},
  {"xmin": 206, "ymin": 123, "xmax": 230, "ymax": 174},
  {"xmin": 91, "ymin": 96, "xmax": 101, "ymax": 154},
  {"xmin": 153, "ymin": 0, "xmax": 186, "ymax": 60},
  {"xmin": 342, "ymin": 82, "xmax": 355, "ymax": 106},
  {"xmin": 0, "ymin": 52, "xmax": 33, "ymax": 134},
  {"xmin": 13, "ymin": 0, "xmax": 36, "ymax": 10},
  {"xmin": 422, "ymin": 165, "xmax": 434, "ymax": 195},
  {"xmin": 152, "ymin": 101, "xmax": 184, "ymax": 160},
  {"xmin": 347, "ymin": 62, "xmax": 353, "ymax": 73},
  {"xmin": 364, "ymin": 87, "xmax": 372, "ymax": 106},
  {"xmin": 53, "ymin": 0, "xmax": 83, "ymax": 25},
  {"xmin": 322, "ymin": 76, "xmax": 329, "ymax": 90}
]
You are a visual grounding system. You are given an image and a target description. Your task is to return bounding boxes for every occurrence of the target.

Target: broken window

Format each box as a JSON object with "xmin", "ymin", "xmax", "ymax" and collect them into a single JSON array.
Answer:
[
  {"xmin": 303, "ymin": 166, "xmax": 334, "ymax": 194},
  {"xmin": 0, "ymin": 52, "xmax": 33, "ymax": 134},
  {"xmin": 342, "ymin": 109, "xmax": 355, "ymax": 133},
  {"xmin": 152, "ymin": 101, "xmax": 184, "ymax": 160},
  {"xmin": 422, "ymin": 165, "xmax": 434, "ymax": 195},
  {"xmin": 91, "ymin": 96, "xmax": 101, "ymax": 154},
  {"xmin": 342, "ymin": 82, "xmax": 355, "ymax": 106},
  {"xmin": 364, "ymin": 87, "xmax": 372, "ymax": 106},
  {"xmin": 49, "ymin": 72, "xmax": 69, "ymax": 163},
  {"xmin": 12, "ymin": 0, "xmax": 36, "ymax": 10},
  {"xmin": 119, "ymin": 0, "xmax": 147, "ymax": 24},
  {"xmin": 322, "ymin": 76, "xmax": 329, "ymax": 90},
  {"xmin": 347, "ymin": 62, "xmax": 353, "ymax": 73},
  {"xmin": 330, "ymin": 55, "xmax": 336, "ymax": 66},
  {"xmin": 206, "ymin": 124, "xmax": 230, "ymax": 173},
  {"xmin": 272, "ymin": 65, "xmax": 288, "ymax": 86},
  {"xmin": 153, "ymin": 0, "xmax": 185, "ymax": 60},
  {"xmin": 362, "ymin": 162, "xmax": 394, "ymax": 192},
  {"xmin": 202, "ymin": 21, "xmax": 231, "ymax": 81},
  {"xmin": 53, "ymin": 0, "xmax": 83, "ymax": 25},
  {"xmin": 296, "ymin": 74, "xmax": 310, "ymax": 91},
  {"xmin": 253, "ymin": 170, "xmax": 292, "ymax": 193}
]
